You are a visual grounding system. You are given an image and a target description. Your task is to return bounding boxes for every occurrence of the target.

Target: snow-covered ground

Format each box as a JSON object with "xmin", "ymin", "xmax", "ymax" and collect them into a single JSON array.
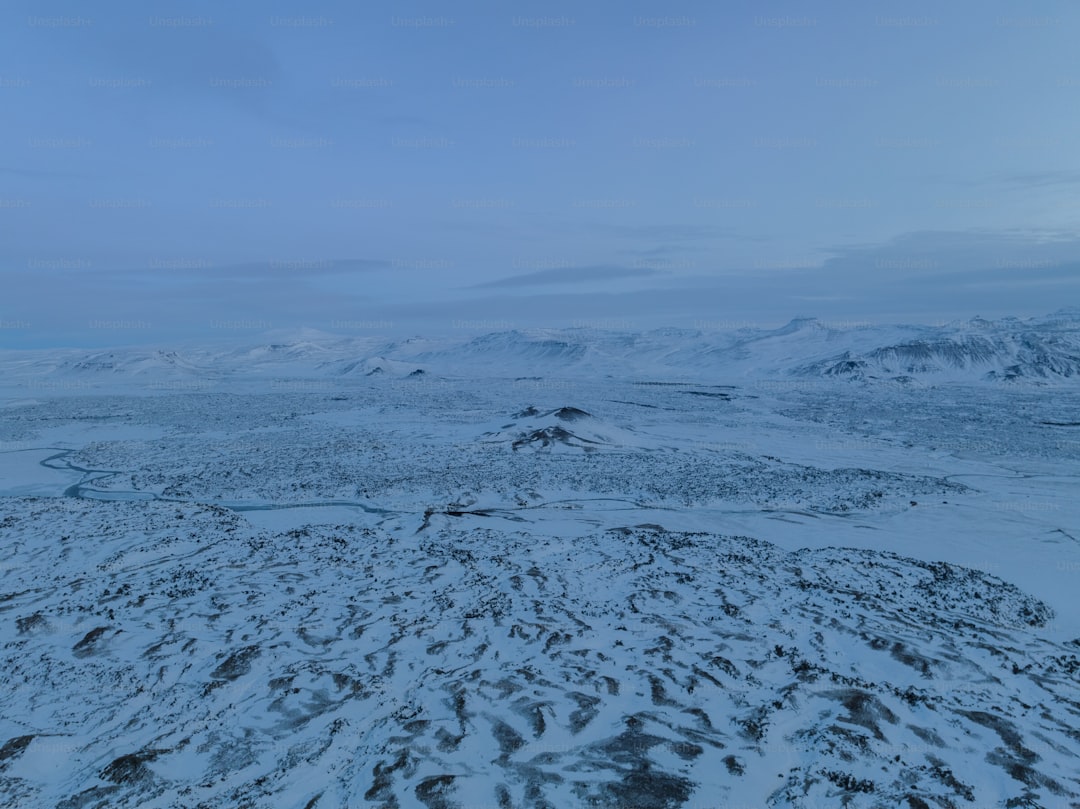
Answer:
[{"xmin": 1, "ymin": 315, "xmax": 1078, "ymax": 807}]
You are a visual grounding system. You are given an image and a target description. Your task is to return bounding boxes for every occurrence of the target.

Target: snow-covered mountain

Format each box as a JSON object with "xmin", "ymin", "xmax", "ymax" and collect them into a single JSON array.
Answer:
[
  {"xmin": 3, "ymin": 311, "xmax": 1078, "ymax": 392},
  {"xmin": 791, "ymin": 314, "xmax": 1080, "ymax": 382}
]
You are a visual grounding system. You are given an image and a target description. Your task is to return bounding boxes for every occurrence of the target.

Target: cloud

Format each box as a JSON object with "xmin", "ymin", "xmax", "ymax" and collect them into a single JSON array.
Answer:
[
  {"xmin": 97, "ymin": 25, "xmax": 282, "ymax": 94},
  {"xmin": 199, "ymin": 258, "xmax": 390, "ymax": 279},
  {"xmin": 600, "ymin": 224, "xmax": 759, "ymax": 242},
  {"xmin": 995, "ymin": 170, "xmax": 1080, "ymax": 189},
  {"xmin": 471, "ymin": 264, "xmax": 662, "ymax": 289},
  {"xmin": 0, "ymin": 166, "xmax": 89, "ymax": 179},
  {"xmin": 377, "ymin": 114, "xmax": 436, "ymax": 127},
  {"xmin": 817, "ymin": 229, "xmax": 1080, "ymax": 277},
  {"xmin": 77, "ymin": 258, "xmax": 392, "ymax": 281}
]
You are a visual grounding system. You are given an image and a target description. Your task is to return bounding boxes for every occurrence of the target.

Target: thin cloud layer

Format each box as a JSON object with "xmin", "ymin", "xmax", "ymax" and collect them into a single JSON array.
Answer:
[{"xmin": 472, "ymin": 265, "xmax": 663, "ymax": 289}]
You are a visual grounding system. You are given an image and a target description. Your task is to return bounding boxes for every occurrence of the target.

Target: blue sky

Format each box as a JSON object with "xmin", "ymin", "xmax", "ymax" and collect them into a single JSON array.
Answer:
[{"xmin": 2, "ymin": 0, "xmax": 1079, "ymax": 346}]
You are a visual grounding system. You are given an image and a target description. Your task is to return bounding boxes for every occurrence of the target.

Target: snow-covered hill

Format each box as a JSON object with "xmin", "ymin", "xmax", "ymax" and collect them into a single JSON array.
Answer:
[{"xmin": 1, "ymin": 497, "xmax": 1078, "ymax": 809}]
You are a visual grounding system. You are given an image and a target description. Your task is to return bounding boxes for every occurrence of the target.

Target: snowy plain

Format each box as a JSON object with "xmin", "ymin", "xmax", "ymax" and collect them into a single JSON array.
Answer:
[{"xmin": 1, "ymin": 313, "xmax": 1078, "ymax": 808}]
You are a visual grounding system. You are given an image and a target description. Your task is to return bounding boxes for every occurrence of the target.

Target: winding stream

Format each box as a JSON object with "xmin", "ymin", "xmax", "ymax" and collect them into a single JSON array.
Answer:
[{"xmin": 34, "ymin": 448, "xmax": 396, "ymax": 516}]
